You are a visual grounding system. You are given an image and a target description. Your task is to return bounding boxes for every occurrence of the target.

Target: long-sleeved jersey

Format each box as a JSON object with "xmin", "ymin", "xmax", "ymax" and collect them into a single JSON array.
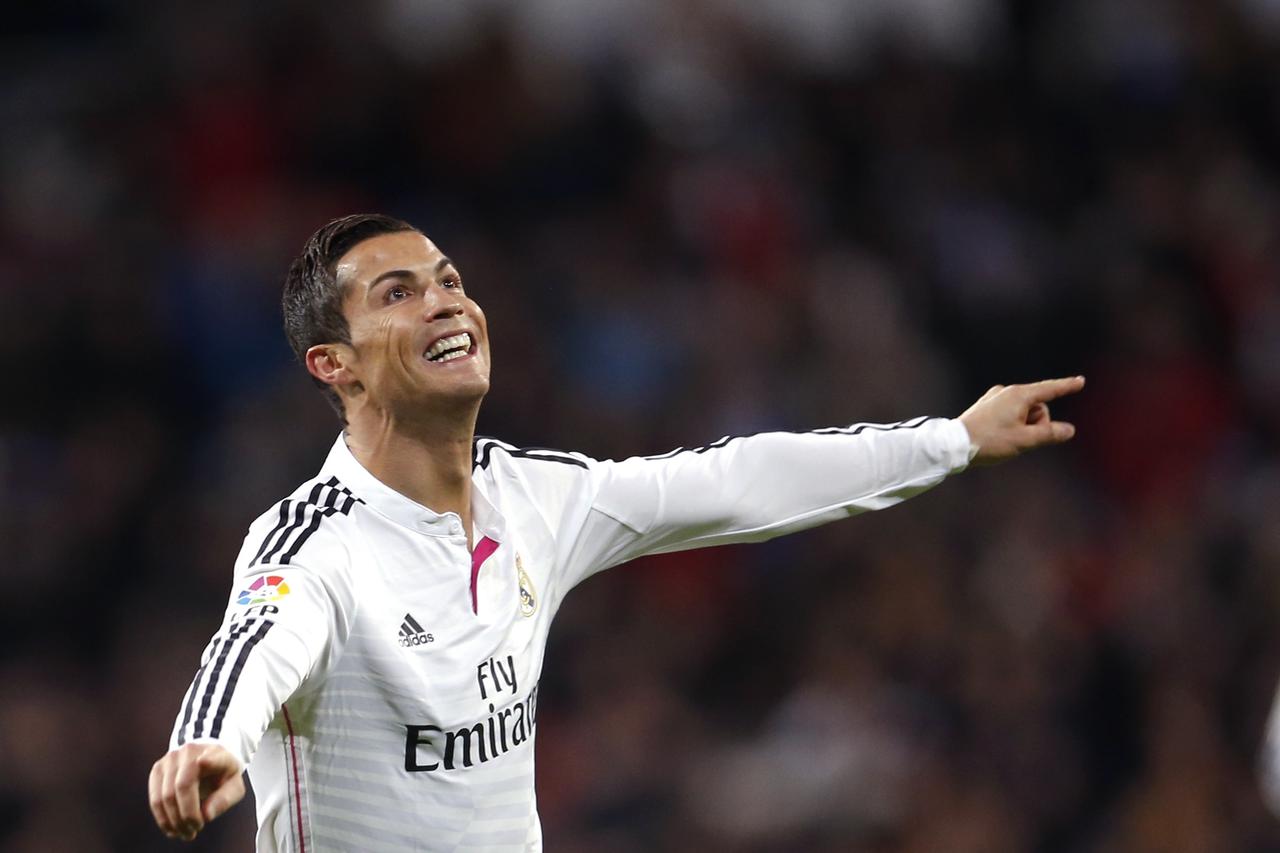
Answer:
[{"xmin": 169, "ymin": 417, "xmax": 975, "ymax": 852}]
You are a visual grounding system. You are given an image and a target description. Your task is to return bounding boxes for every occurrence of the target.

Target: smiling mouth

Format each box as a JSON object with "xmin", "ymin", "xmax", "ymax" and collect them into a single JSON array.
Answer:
[{"xmin": 424, "ymin": 332, "xmax": 475, "ymax": 364}]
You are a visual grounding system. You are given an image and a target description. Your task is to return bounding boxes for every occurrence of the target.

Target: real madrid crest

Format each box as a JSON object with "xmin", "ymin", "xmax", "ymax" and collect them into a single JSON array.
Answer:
[{"xmin": 516, "ymin": 554, "xmax": 537, "ymax": 617}]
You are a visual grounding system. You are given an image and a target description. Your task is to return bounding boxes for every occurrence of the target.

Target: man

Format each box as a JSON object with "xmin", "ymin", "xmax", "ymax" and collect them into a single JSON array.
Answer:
[{"xmin": 148, "ymin": 213, "xmax": 1083, "ymax": 850}]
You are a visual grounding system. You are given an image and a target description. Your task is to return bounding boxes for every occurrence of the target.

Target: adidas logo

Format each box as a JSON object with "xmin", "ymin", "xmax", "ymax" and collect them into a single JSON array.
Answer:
[{"xmin": 398, "ymin": 613, "xmax": 434, "ymax": 647}]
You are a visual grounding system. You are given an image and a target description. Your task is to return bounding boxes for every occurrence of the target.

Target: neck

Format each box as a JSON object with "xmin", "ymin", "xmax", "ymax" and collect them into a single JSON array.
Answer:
[{"xmin": 342, "ymin": 401, "xmax": 480, "ymax": 547}]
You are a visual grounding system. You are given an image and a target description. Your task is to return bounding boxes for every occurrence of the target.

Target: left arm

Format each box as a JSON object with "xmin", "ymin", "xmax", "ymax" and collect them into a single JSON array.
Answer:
[{"xmin": 559, "ymin": 376, "xmax": 1083, "ymax": 586}]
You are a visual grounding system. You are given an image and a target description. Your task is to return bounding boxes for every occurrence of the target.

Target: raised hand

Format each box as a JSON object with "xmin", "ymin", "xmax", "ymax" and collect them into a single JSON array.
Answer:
[{"xmin": 958, "ymin": 376, "xmax": 1085, "ymax": 465}]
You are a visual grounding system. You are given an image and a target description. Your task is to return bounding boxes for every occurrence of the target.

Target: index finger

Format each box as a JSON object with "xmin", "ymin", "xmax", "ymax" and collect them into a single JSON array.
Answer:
[
  {"xmin": 148, "ymin": 760, "xmax": 175, "ymax": 837},
  {"xmin": 174, "ymin": 753, "xmax": 207, "ymax": 836},
  {"xmin": 1024, "ymin": 375, "xmax": 1085, "ymax": 404}
]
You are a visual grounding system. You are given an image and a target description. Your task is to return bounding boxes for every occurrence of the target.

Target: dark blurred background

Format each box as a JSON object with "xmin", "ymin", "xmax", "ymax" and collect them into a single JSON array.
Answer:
[{"xmin": 4, "ymin": 1, "xmax": 1280, "ymax": 851}]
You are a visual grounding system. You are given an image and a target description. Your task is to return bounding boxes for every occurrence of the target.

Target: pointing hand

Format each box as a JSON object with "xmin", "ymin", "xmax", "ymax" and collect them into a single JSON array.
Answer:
[
  {"xmin": 148, "ymin": 743, "xmax": 245, "ymax": 842},
  {"xmin": 958, "ymin": 376, "xmax": 1085, "ymax": 465}
]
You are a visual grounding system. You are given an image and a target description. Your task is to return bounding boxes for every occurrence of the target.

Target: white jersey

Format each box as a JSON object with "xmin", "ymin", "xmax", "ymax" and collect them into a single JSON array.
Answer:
[
  {"xmin": 169, "ymin": 417, "xmax": 974, "ymax": 852},
  {"xmin": 1261, "ymin": 686, "xmax": 1280, "ymax": 815}
]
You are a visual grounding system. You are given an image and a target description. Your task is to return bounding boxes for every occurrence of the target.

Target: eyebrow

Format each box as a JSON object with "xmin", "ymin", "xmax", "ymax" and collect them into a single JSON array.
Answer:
[{"xmin": 365, "ymin": 257, "xmax": 455, "ymax": 292}]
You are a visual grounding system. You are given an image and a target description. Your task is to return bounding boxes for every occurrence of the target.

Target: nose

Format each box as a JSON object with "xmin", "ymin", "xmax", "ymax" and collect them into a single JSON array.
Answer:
[{"xmin": 425, "ymin": 288, "xmax": 464, "ymax": 322}]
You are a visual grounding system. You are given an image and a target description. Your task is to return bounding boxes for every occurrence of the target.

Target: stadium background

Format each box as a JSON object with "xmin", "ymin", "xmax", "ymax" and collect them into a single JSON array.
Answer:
[{"xmin": 4, "ymin": 1, "xmax": 1280, "ymax": 850}]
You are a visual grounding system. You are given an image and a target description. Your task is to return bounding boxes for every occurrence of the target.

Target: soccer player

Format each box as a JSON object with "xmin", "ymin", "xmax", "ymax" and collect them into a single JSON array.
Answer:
[{"xmin": 148, "ymin": 214, "xmax": 1083, "ymax": 850}]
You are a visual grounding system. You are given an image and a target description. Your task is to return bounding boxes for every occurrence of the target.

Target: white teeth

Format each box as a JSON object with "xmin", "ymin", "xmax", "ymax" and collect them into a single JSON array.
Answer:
[{"xmin": 426, "ymin": 333, "xmax": 472, "ymax": 361}]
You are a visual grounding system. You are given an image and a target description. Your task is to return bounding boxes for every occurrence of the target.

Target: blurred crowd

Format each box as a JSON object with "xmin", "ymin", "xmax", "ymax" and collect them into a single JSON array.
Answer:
[{"xmin": 4, "ymin": 0, "xmax": 1280, "ymax": 850}]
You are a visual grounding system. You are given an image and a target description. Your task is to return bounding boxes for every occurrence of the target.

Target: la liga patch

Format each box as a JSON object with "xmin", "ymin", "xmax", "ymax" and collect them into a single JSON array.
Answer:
[{"xmin": 237, "ymin": 574, "xmax": 291, "ymax": 606}]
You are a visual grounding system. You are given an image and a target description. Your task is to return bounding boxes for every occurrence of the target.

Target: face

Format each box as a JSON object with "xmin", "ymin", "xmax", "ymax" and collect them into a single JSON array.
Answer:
[{"xmin": 316, "ymin": 230, "xmax": 490, "ymax": 419}]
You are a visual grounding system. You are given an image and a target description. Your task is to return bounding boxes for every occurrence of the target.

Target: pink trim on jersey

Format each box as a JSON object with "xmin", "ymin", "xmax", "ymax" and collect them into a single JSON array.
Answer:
[
  {"xmin": 282, "ymin": 704, "xmax": 306, "ymax": 853},
  {"xmin": 470, "ymin": 537, "xmax": 499, "ymax": 613}
]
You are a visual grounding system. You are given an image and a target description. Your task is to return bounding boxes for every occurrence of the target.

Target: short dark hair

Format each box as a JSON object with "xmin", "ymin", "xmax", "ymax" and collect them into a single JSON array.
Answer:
[{"xmin": 282, "ymin": 213, "xmax": 419, "ymax": 420}]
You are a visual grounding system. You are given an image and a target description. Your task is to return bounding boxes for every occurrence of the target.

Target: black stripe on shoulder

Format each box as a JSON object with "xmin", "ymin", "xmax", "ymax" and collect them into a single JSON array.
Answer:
[
  {"xmin": 279, "ymin": 504, "xmax": 326, "ymax": 565},
  {"xmin": 249, "ymin": 476, "xmax": 364, "ymax": 568},
  {"xmin": 259, "ymin": 497, "xmax": 310, "ymax": 566},
  {"xmin": 473, "ymin": 437, "xmax": 588, "ymax": 470},
  {"xmin": 641, "ymin": 416, "xmax": 938, "ymax": 461},
  {"xmin": 473, "ymin": 436, "xmax": 512, "ymax": 470},
  {"xmin": 249, "ymin": 501, "xmax": 292, "ymax": 566}
]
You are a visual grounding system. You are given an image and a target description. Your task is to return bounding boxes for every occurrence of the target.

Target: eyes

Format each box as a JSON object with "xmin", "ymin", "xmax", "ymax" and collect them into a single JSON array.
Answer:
[{"xmin": 383, "ymin": 274, "xmax": 463, "ymax": 304}]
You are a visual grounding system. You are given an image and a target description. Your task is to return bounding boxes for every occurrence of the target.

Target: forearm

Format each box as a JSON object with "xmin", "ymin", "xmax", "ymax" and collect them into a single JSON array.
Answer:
[{"xmin": 170, "ymin": 618, "xmax": 317, "ymax": 767}]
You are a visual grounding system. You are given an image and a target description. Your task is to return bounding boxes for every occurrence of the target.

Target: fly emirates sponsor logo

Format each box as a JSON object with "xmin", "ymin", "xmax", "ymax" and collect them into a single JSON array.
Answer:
[{"xmin": 404, "ymin": 654, "xmax": 538, "ymax": 772}]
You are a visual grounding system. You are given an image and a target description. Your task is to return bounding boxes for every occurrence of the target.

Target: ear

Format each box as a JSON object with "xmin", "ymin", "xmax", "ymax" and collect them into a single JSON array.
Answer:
[{"xmin": 305, "ymin": 343, "xmax": 357, "ymax": 390}]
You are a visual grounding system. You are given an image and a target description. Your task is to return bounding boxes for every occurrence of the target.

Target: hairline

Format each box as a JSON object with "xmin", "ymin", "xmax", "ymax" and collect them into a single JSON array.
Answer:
[
  {"xmin": 327, "ymin": 228, "xmax": 432, "ymax": 303},
  {"xmin": 331, "ymin": 241, "xmax": 468, "ymax": 327}
]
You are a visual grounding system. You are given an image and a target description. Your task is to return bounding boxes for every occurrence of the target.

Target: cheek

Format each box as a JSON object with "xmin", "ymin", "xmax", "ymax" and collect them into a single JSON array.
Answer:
[
  {"xmin": 369, "ymin": 315, "xmax": 403, "ymax": 356},
  {"xmin": 471, "ymin": 304, "xmax": 490, "ymax": 344},
  {"xmin": 352, "ymin": 317, "xmax": 406, "ymax": 377}
]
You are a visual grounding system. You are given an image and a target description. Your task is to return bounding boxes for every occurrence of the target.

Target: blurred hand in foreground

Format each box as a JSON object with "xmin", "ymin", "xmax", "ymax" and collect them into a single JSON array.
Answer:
[{"xmin": 148, "ymin": 743, "xmax": 245, "ymax": 842}]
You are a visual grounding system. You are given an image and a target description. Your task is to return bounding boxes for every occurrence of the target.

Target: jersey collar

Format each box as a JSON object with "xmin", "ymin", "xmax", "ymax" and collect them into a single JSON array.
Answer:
[{"xmin": 321, "ymin": 433, "xmax": 475, "ymax": 538}]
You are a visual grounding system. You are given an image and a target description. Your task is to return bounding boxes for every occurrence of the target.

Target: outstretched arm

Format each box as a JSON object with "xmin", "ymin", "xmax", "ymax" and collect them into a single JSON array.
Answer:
[{"xmin": 556, "ymin": 376, "xmax": 1084, "ymax": 586}]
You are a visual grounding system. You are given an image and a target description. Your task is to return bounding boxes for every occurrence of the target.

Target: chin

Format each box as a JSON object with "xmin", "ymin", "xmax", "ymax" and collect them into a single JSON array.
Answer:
[{"xmin": 433, "ymin": 374, "xmax": 490, "ymax": 405}]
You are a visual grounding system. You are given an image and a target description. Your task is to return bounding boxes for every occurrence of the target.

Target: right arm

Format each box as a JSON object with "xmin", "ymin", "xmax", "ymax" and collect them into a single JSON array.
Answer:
[{"xmin": 148, "ymin": 561, "xmax": 352, "ymax": 841}]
